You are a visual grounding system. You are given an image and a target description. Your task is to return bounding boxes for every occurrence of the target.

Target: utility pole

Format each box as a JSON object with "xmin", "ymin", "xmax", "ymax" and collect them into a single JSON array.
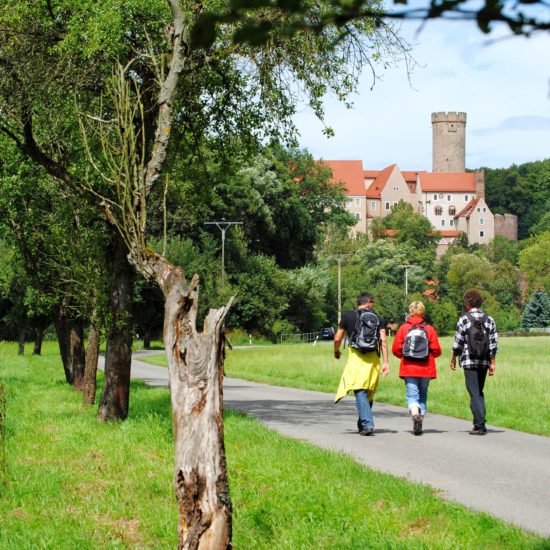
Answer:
[
  {"xmin": 337, "ymin": 256, "xmax": 342, "ymax": 324},
  {"xmin": 398, "ymin": 264, "xmax": 416, "ymax": 296},
  {"xmin": 335, "ymin": 254, "xmax": 352, "ymax": 323},
  {"xmin": 205, "ymin": 220, "xmax": 243, "ymax": 287}
]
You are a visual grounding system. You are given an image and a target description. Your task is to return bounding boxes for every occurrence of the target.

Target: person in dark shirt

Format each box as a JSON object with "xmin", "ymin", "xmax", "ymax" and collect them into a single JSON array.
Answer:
[
  {"xmin": 334, "ymin": 292, "xmax": 390, "ymax": 435},
  {"xmin": 450, "ymin": 289, "xmax": 498, "ymax": 435}
]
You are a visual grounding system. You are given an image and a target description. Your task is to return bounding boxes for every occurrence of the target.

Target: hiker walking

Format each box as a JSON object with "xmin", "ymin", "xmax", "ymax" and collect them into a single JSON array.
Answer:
[
  {"xmin": 450, "ymin": 289, "xmax": 498, "ymax": 435},
  {"xmin": 333, "ymin": 292, "xmax": 390, "ymax": 436},
  {"xmin": 392, "ymin": 301, "xmax": 442, "ymax": 435}
]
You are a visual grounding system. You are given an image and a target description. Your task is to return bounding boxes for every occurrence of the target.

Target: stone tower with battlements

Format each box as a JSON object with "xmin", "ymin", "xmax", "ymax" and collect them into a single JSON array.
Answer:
[{"xmin": 432, "ymin": 112, "xmax": 467, "ymax": 172}]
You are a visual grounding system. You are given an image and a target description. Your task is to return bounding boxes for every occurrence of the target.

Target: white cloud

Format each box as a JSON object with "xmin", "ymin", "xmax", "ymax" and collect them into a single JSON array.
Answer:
[{"xmin": 293, "ymin": 18, "xmax": 550, "ymax": 170}]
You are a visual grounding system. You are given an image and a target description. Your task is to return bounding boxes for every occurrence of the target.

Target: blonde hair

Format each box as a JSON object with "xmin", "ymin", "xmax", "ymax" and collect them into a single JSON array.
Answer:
[{"xmin": 408, "ymin": 301, "xmax": 425, "ymax": 317}]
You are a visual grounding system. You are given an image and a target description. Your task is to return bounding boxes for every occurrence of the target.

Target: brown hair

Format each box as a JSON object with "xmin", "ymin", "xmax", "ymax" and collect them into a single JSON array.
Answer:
[{"xmin": 463, "ymin": 289, "xmax": 483, "ymax": 309}]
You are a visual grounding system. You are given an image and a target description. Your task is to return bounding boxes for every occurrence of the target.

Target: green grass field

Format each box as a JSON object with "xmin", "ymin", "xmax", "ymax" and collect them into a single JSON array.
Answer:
[
  {"xmin": 1, "ymin": 342, "xmax": 549, "ymax": 548},
  {"xmin": 144, "ymin": 336, "xmax": 550, "ymax": 436}
]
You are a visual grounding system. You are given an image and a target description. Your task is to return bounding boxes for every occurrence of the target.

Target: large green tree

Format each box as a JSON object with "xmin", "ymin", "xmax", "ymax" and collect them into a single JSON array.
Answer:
[
  {"xmin": 519, "ymin": 232, "xmax": 550, "ymax": 295},
  {"xmin": 1, "ymin": 0, "xmax": 409, "ymax": 544}
]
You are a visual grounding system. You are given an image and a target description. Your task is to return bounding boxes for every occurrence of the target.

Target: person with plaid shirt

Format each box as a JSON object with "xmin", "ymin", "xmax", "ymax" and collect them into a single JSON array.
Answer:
[{"xmin": 450, "ymin": 289, "xmax": 498, "ymax": 435}]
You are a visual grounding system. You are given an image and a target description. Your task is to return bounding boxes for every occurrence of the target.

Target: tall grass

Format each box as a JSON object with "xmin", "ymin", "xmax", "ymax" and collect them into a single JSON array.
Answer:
[
  {"xmin": 1, "ymin": 342, "xmax": 548, "ymax": 548},
  {"xmin": 222, "ymin": 336, "xmax": 550, "ymax": 436}
]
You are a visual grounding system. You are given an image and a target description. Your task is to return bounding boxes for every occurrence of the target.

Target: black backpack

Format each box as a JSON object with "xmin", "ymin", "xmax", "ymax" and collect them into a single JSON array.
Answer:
[
  {"xmin": 402, "ymin": 322, "xmax": 430, "ymax": 361},
  {"xmin": 350, "ymin": 309, "xmax": 380, "ymax": 354},
  {"xmin": 466, "ymin": 313, "xmax": 490, "ymax": 359}
]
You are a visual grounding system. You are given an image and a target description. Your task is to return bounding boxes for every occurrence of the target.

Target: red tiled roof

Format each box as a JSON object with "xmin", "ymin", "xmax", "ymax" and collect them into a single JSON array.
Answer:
[
  {"xmin": 454, "ymin": 197, "xmax": 481, "ymax": 219},
  {"xmin": 419, "ymin": 172, "xmax": 475, "ymax": 192},
  {"xmin": 366, "ymin": 164, "xmax": 396, "ymax": 198},
  {"xmin": 402, "ymin": 171, "xmax": 425, "ymax": 183},
  {"xmin": 363, "ymin": 170, "xmax": 380, "ymax": 179},
  {"xmin": 319, "ymin": 160, "xmax": 365, "ymax": 196},
  {"xmin": 437, "ymin": 230, "xmax": 461, "ymax": 237},
  {"xmin": 384, "ymin": 229, "xmax": 399, "ymax": 236}
]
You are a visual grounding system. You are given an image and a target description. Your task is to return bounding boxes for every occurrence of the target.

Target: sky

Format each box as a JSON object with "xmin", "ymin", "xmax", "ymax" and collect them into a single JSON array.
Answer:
[{"xmin": 292, "ymin": 15, "xmax": 550, "ymax": 171}]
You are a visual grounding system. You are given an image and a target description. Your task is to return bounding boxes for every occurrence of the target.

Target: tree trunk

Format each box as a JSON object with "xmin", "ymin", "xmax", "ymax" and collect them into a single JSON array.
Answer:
[
  {"xmin": 98, "ymin": 236, "xmax": 133, "ymax": 421},
  {"xmin": 33, "ymin": 326, "xmax": 44, "ymax": 356},
  {"xmin": 55, "ymin": 314, "xmax": 86, "ymax": 387},
  {"xmin": 17, "ymin": 328, "xmax": 25, "ymax": 355},
  {"xmin": 144, "ymin": 331, "xmax": 151, "ymax": 349},
  {"xmin": 82, "ymin": 325, "xmax": 100, "ymax": 405},
  {"xmin": 143, "ymin": 252, "xmax": 232, "ymax": 549}
]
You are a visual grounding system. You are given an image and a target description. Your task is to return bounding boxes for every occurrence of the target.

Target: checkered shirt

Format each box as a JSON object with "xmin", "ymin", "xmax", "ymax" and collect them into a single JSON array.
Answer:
[{"xmin": 452, "ymin": 308, "xmax": 498, "ymax": 369}]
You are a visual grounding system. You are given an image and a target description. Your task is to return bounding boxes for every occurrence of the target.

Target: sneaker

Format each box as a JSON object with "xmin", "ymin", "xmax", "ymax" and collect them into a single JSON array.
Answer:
[
  {"xmin": 469, "ymin": 428, "xmax": 487, "ymax": 435},
  {"xmin": 413, "ymin": 415, "xmax": 423, "ymax": 435},
  {"xmin": 359, "ymin": 427, "xmax": 374, "ymax": 436}
]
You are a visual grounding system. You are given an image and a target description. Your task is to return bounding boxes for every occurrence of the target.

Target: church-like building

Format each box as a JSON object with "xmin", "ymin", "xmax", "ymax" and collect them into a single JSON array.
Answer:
[{"xmin": 320, "ymin": 112, "xmax": 517, "ymax": 253}]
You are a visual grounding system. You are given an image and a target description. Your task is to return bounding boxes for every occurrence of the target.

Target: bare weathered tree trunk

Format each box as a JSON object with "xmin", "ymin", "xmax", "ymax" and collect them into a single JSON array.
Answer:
[
  {"xmin": 82, "ymin": 325, "xmax": 100, "ymax": 405},
  {"xmin": 140, "ymin": 253, "xmax": 232, "ymax": 549},
  {"xmin": 17, "ymin": 328, "xmax": 25, "ymax": 355},
  {"xmin": 98, "ymin": 236, "xmax": 133, "ymax": 421}
]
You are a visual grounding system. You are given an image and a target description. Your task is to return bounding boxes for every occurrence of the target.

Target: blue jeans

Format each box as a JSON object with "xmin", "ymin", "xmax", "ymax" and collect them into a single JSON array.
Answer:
[
  {"xmin": 404, "ymin": 377, "xmax": 430, "ymax": 416},
  {"xmin": 354, "ymin": 390, "xmax": 374, "ymax": 430}
]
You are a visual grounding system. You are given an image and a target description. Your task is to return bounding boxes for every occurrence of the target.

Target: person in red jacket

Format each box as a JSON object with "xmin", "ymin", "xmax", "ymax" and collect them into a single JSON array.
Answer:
[{"xmin": 392, "ymin": 301, "xmax": 442, "ymax": 435}]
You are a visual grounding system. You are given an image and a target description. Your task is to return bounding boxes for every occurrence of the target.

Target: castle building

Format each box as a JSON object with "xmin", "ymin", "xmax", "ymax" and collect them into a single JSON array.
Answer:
[{"xmin": 321, "ymin": 112, "xmax": 516, "ymax": 252}]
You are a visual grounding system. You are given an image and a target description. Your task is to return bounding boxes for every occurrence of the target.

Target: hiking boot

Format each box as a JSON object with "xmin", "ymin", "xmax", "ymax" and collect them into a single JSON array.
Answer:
[
  {"xmin": 413, "ymin": 415, "xmax": 423, "ymax": 435},
  {"xmin": 359, "ymin": 427, "xmax": 374, "ymax": 436},
  {"xmin": 469, "ymin": 427, "xmax": 487, "ymax": 435}
]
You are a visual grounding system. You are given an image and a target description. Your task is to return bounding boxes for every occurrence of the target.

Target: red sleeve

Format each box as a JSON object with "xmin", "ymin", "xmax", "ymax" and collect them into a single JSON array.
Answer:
[
  {"xmin": 391, "ymin": 323, "xmax": 407, "ymax": 358},
  {"xmin": 427, "ymin": 325, "xmax": 442, "ymax": 358}
]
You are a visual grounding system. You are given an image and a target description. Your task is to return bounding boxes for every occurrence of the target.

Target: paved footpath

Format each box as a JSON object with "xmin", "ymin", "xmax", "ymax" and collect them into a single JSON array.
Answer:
[{"xmin": 124, "ymin": 352, "xmax": 550, "ymax": 538}]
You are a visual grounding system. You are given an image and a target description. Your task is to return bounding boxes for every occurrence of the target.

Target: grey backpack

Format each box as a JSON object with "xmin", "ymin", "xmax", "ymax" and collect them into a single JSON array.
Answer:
[
  {"xmin": 350, "ymin": 310, "xmax": 380, "ymax": 354},
  {"xmin": 402, "ymin": 322, "xmax": 429, "ymax": 361}
]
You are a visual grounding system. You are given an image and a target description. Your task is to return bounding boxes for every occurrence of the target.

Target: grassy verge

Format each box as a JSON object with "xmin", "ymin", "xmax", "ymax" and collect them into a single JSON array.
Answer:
[{"xmin": 1, "ymin": 342, "xmax": 548, "ymax": 548}]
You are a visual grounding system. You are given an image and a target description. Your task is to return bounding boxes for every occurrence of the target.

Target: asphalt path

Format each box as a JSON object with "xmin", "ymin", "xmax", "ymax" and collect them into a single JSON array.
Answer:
[{"xmin": 118, "ymin": 351, "xmax": 550, "ymax": 538}]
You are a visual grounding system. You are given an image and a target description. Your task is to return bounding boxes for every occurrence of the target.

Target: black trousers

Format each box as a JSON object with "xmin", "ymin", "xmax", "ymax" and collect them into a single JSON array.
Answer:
[{"xmin": 464, "ymin": 367, "xmax": 488, "ymax": 429}]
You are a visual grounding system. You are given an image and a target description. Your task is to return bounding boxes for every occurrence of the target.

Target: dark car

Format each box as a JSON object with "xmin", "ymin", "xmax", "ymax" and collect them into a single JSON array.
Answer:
[{"xmin": 319, "ymin": 326, "xmax": 335, "ymax": 340}]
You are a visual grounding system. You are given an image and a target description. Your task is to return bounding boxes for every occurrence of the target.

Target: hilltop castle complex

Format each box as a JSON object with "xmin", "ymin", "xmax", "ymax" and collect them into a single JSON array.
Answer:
[{"xmin": 322, "ymin": 112, "xmax": 518, "ymax": 253}]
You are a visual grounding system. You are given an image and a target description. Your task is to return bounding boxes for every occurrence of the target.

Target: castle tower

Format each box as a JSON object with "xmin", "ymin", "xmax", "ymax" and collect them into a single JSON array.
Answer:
[{"xmin": 432, "ymin": 112, "xmax": 467, "ymax": 172}]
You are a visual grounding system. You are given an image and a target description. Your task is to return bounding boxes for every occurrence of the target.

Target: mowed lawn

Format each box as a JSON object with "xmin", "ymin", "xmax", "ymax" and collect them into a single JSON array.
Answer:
[
  {"xmin": 222, "ymin": 335, "xmax": 550, "ymax": 436},
  {"xmin": 1, "ymin": 342, "xmax": 548, "ymax": 548}
]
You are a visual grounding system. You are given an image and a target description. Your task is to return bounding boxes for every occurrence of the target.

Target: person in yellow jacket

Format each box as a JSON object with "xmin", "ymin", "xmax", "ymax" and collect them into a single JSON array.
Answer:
[{"xmin": 334, "ymin": 292, "xmax": 390, "ymax": 435}]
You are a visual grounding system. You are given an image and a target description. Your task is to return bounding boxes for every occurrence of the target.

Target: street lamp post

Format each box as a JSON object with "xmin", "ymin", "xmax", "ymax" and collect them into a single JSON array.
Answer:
[
  {"xmin": 204, "ymin": 220, "xmax": 243, "ymax": 287},
  {"xmin": 398, "ymin": 264, "xmax": 417, "ymax": 296}
]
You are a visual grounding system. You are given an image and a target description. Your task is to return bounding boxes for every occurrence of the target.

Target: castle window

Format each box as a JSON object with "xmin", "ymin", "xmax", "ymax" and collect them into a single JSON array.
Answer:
[
  {"xmin": 483, "ymin": 207, "xmax": 487, "ymax": 213},
  {"xmin": 346, "ymin": 199, "xmax": 352, "ymax": 208},
  {"xmin": 447, "ymin": 194, "xmax": 452, "ymax": 202},
  {"xmin": 450, "ymin": 219, "xmax": 454, "ymax": 227},
  {"xmin": 355, "ymin": 213, "xmax": 361, "ymax": 220},
  {"xmin": 480, "ymin": 218, "xmax": 484, "ymax": 225},
  {"xmin": 464, "ymin": 194, "xmax": 469, "ymax": 202},
  {"xmin": 448, "ymin": 205, "xmax": 456, "ymax": 215},
  {"xmin": 435, "ymin": 206, "xmax": 443, "ymax": 215},
  {"xmin": 371, "ymin": 201, "xmax": 376, "ymax": 210},
  {"xmin": 441, "ymin": 219, "xmax": 446, "ymax": 227},
  {"xmin": 480, "ymin": 230, "xmax": 485, "ymax": 238},
  {"xmin": 477, "ymin": 207, "xmax": 481, "ymax": 212},
  {"xmin": 385, "ymin": 202, "xmax": 390, "ymax": 211},
  {"xmin": 433, "ymin": 194, "xmax": 438, "ymax": 201},
  {"xmin": 355, "ymin": 198, "xmax": 361, "ymax": 207}
]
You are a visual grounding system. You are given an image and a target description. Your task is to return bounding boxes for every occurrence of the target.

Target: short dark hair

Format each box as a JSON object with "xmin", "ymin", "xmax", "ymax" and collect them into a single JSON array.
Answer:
[
  {"xmin": 357, "ymin": 292, "xmax": 374, "ymax": 305},
  {"xmin": 464, "ymin": 289, "xmax": 483, "ymax": 308}
]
